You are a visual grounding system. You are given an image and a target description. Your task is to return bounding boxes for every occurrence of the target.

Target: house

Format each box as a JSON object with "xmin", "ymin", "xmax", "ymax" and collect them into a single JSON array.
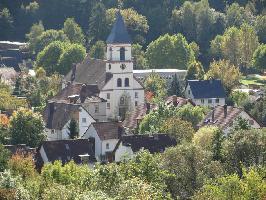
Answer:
[
  {"xmin": 198, "ymin": 105, "xmax": 261, "ymax": 134},
  {"xmin": 36, "ymin": 139, "xmax": 95, "ymax": 169},
  {"xmin": 50, "ymin": 83, "xmax": 107, "ymax": 122},
  {"xmin": 82, "ymin": 121, "xmax": 124, "ymax": 162},
  {"xmin": 185, "ymin": 79, "xmax": 226, "ymax": 106},
  {"xmin": 63, "ymin": 12, "xmax": 145, "ymax": 120},
  {"xmin": 43, "ymin": 102, "xmax": 95, "ymax": 141},
  {"xmin": 123, "ymin": 96, "xmax": 194, "ymax": 131},
  {"xmin": 113, "ymin": 134, "xmax": 177, "ymax": 162}
]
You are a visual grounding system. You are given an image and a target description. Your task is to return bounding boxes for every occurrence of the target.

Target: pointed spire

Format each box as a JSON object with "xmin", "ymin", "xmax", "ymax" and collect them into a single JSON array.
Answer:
[{"xmin": 106, "ymin": 11, "xmax": 132, "ymax": 44}]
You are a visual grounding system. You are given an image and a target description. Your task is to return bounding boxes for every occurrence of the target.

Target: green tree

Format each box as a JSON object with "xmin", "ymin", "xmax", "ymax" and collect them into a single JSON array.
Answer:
[
  {"xmin": 34, "ymin": 29, "xmax": 69, "ymax": 53},
  {"xmin": 255, "ymin": 15, "xmax": 266, "ymax": 43},
  {"xmin": 26, "ymin": 21, "xmax": 44, "ymax": 53},
  {"xmin": 252, "ymin": 44, "xmax": 266, "ymax": 71},
  {"xmin": 161, "ymin": 118, "xmax": 194, "ymax": 143},
  {"xmin": 63, "ymin": 18, "xmax": 85, "ymax": 45},
  {"xmin": 210, "ymin": 35, "xmax": 224, "ymax": 60},
  {"xmin": 132, "ymin": 43, "xmax": 147, "ymax": 69},
  {"xmin": 250, "ymin": 96, "xmax": 266, "ymax": 126},
  {"xmin": 230, "ymin": 90, "xmax": 249, "ymax": 107},
  {"xmin": 36, "ymin": 41, "xmax": 65, "ymax": 75},
  {"xmin": 0, "ymin": 8, "xmax": 13, "ymax": 40},
  {"xmin": 186, "ymin": 61, "xmax": 205, "ymax": 80},
  {"xmin": 9, "ymin": 108, "xmax": 45, "ymax": 147},
  {"xmin": 168, "ymin": 74, "xmax": 181, "ymax": 96},
  {"xmin": 206, "ymin": 59, "xmax": 242, "ymax": 91},
  {"xmin": 189, "ymin": 42, "xmax": 200, "ymax": 59},
  {"xmin": 144, "ymin": 72, "xmax": 167, "ymax": 101},
  {"xmin": 232, "ymin": 117, "xmax": 251, "ymax": 131},
  {"xmin": 68, "ymin": 119, "xmax": 79, "ymax": 139},
  {"xmin": 146, "ymin": 34, "xmax": 195, "ymax": 69},
  {"xmin": 0, "ymin": 144, "xmax": 10, "ymax": 172},
  {"xmin": 193, "ymin": 167, "xmax": 266, "ymax": 200},
  {"xmin": 89, "ymin": 41, "xmax": 106, "ymax": 59},
  {"xmin": 222, "ymin": 128, "xmax": 266, "ymax": 175},
  {"xmin": 57, "ymin": 44, "xmax": 86, "ymax": 75}
]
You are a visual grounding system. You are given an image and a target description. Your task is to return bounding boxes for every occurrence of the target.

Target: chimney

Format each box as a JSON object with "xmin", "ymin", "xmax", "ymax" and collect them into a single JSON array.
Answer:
[
  {"xmin": 146, "ymin": 102, "xmax": 151, "ymax": 114},
  {"xmin": 71, "ymin": 63, "xmax": 76, "ymax": 82},
  {"xmin": 223, "ymin": 104, "xmax": 227, "ymax": 118},
  {"xmin": 118, "ymin": 121, "xmax": 123, "ymax": 139},
  {"xmin": 172, "ymin": 95, "xmax": 178, "ymax": 107}
]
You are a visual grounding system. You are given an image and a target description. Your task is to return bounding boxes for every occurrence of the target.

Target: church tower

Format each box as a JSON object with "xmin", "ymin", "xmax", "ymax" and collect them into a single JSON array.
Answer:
[{"xmin": 101, "ymin": 11, "xmax": 144, "ymax": 120}]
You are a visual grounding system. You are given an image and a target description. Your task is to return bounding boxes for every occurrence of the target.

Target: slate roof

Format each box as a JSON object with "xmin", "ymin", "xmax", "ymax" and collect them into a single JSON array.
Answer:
[
  {"xmin": 187, "ymin": 80, "xmax": 226, "ymax": 99},
  {"xmin": 92, "ymin": 122, "xmax": 124, "ymax": 140},
  {"xmin": 198, "ymin": 105, "xmax": 259, "ymax": 130},
  {"xmin": 106, "ymin": 11, "xmax": 132, "ymax": 44},
  {"xmin": 64, "ymin": 56, "xmax": 112, "ymax": 90},
  {"xmin": 43, "ymin": 102, "xmax": 89, "ymax": 130},
  {"xmin": 38, "ymin": 139, "xmax": 95, "ymax": 165},
  {"xmin": 114, "ymin": 134, "xmax": 177, "ymax": 154},
  {"xmin": 50, "ymin": 83, "xmax": 100, "ymax": 103}
]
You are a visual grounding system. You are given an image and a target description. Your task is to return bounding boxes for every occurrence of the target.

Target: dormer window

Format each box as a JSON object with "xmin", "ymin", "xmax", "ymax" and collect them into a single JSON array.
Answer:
[{"xmin": 120, "ymin": 47, "xmax": 125, "ymax": 61}]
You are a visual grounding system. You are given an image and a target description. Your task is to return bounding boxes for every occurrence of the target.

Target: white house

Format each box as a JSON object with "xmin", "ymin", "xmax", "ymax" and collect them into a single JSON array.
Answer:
[
  {"xmin": 64, "ymin": 12, "xmax": 145, "ymax": 120},
  {"xmin": 198, "ymin": 105, "xmax": 261, "ymax": 134},
  {"xmin": 113, "ymin": 134, "xmax": 177, "ymax": 162},
  {"xmin": 43, "ymin": 102, "xmax": 95, "ymax": 141},
  {"xmin": 82, "ymin": 121, "xmax": 123, "ymax": 162},
  {"xmin": 185, "ymin": 79, "xmax": 226, "ymax": 106}
]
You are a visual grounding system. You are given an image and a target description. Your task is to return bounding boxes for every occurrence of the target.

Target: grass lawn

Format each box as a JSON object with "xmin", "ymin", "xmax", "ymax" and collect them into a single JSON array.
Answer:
[{"xmin": 240, "ymin": 75, "xmax": 266, "ymax": 87}]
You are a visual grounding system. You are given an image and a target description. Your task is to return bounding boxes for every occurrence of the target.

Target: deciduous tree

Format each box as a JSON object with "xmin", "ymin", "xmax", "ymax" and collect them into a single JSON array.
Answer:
[{"xmin": 63, "ymin": 18, "xmax": 85, "ymax": 45}]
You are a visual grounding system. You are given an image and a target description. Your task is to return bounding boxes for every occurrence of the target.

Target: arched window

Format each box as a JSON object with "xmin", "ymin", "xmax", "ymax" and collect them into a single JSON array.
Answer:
[
  {"xmin": 120, "ymin": 47, "xmax": 125, "ymax": 61},
  {"xmin": 109, "ymin": 47, "xmax": 112, "ymax": 60},
  {"xmin": 117, "ymin": 78, "xmax": 122, "ymax": 87},
  {"xmin": 125, "ymin": 78, "xmax": 129, "ymax": 87}
]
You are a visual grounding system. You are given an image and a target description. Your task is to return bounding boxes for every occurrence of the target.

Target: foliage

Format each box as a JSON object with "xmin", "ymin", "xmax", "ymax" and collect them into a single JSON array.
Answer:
[
  {"xmin": 9, "ymin": 108, "xmax": 45, "ymax": 147},
  {"xmin": 206, "ymin": 59, "xmax": 242, "ymax": 91},
  {"xmin": 186, "ymin": 61, "xmax": 205, "ymax": 80},
  {"xmin": 161, "ymin": 118, "xmax": 195, "ymax": 143},
  {"xmin": 63, "ymin": 18, "xmax": 85, "ymax": 45},
  {"xmin": 132, "ymin": 43, "xmax": 147, "ymax": 69},
  {"xmin": 144, "ymin": 72, "xmax": 167, "ymax": 101},
  {"xmin": 0, "ymin": 144, "xmax": 10, "ymax": 172},
  {"xmin": 89, "ymin": 41, "xmax": 106, "ymax": 59},
  {"xmin": 222, "ymin": 128, "xmax": 266, "ymax": 175},
  {"xmin": 230, "ymin": 90, "xmax": 249, "ymax": 107},
  {"xmin": 250, "ymin": 96, "xmax": 266, "ymax": 126},
  {"xmin": 252, "ymin": 44, "xmax": 266, "ymax": 71},
  {"xmin": 26, "ymin": 21, "xmax": 44, "ymax": 53},
  {"xmin": 193, "ymin": 167, "xmax": 266, "ymax": 200},
  {"xmin": 168, "ymin": 74, "xmax": 182, "ymax": 96},
  {"xmin": 146, "ymin": 33, "xmax": 195, "ymax": 69},
  {"xmin": 0, "ymin": 8, "xmax": 13, "ymax": 40},
  {"xmin": 255, "ymin": 15, "xmax": 266, "ymax": 43},
  {"xmin": 68, "ymin": 119, "xmax": 79, "ymax": 139},
  {"xmin": 232, "ymin": 117, "xmax": 251, "ymax": 131}
]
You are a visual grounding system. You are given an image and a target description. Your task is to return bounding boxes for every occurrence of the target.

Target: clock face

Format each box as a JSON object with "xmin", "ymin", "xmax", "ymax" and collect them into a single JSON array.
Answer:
[{"xmin": 120, "ymin": 64, "xmax": 126, "ymax": 70}]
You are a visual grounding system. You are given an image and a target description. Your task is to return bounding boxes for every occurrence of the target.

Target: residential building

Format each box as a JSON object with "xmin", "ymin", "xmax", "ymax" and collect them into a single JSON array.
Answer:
[
  {"xmin": 81, "ymin": 121, "xmax": 124, "ymax": 162},
  {"xmin": 185, "ymin": 79, "xmax": 226, "ymax": 106},
  {"xmin": 198, "ymin": 105, "xmax": 261, "ymax": 134},
  {"xmin": 113, "ymin": 134, "xmax": 177, "ymax": 162},
  {"xmin": 36, "ymin": 139, "xmax": 95, "ymax": 169},
  {"xmin": 43, "ymin": 102, "xmax": 95, "ymax": 141},
  {"xmin": 63, "ymin": 12, "xmax": 145, "ymax": 120}
]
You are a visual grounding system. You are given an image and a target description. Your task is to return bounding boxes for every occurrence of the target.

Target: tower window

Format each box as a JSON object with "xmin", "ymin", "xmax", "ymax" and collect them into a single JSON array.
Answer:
[
  {"xmin": 109, "ymin": 47, "xmax": 112, "ymax": 60},
  {"xmin": 125, "ymin": 78, "xmax": 129, "ymax": 87},
  {"xmin": 117, "ymin": 78, "xmax": 122, "ymax": 87},
  {"xmin": 108, "ymin": 64, "xmax": 111, "ymax": 70},
  {"xmin": 120, "ymin": 47, "xmax": 125, "ymax": 61}
]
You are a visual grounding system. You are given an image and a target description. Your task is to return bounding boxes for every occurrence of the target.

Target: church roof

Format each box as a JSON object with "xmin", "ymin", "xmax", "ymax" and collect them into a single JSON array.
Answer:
[{"xmin": 106, "ymin": 11, "xmax": 132, "ymax": 44}]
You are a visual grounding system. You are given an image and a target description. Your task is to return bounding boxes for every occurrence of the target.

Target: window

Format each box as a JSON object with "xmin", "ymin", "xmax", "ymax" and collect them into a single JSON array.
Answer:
[
  {"xmin": 107, "ymin": 93, "xmax": 110, "ymax": 99},
  {"xmin": 215, "ymin": 98, "xmax": 219, "ymax": 103},
  {"xmin": 208, "ymin": 99, "xmax": 212, "ymax": 104},
  {"xmin": 51, "ymin": 130, "xmax": 55, "ymax": 134},
  {"xmin": 201, "ymin": 99, "xmax": 205, "ymax": 104},
  {"xmin": 107, "ymin": 103, "xmax": 110, "ymax": 109},
  {"xmin": 135, "ymin": 92, "xmax": 138, "ymax": 98},
  {"xmin": 94, "ymin": 105, "xmax": 99, "ymax": 113},
  {"xmin": 82, "ymin": 118, "xmax": 86, "ymax": 123},
  {"xmin": 108, "ymin": 64, "xmax": 111, "ymax": 70},
  {"xmin": 106, "ymin": 143, "xmax": 109, "ymax": 149},
  {"xmin": 135, "ymin": 101, "xmax": 138, "ymax": 106},
  {"xmin": 117, "ymin": 78, "xmax": 122, "ymax": 87},
  {"xmin": 125, "ymin": 78, "xmax": 129, "ymax": 87},
  {"xmin": 120, "ymin": 47, "xmax": 125, "ymax": 61}
]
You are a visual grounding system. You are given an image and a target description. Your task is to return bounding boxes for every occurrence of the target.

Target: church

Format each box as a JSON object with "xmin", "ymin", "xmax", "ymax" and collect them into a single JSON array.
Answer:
[{"xmin": 63, "ymin": 12, "xmax": 145, "ymax": 120}]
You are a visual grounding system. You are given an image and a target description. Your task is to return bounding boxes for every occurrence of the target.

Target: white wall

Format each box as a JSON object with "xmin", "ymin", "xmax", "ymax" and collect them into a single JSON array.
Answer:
[
  {"xmin": 114, "ymin": 142, "xmax": 134, "ymax": 162},
  {"xmin": 79, "ymin": 107, "xmax": 96, "ymax": 135},
  {"xmin": 106, "ymin": 44, "xmax": 132, "ymax": 62},
  {"xmin": 39, "ymin": 146, "xmax": 49, "ymax": 163},
  {"xmin": 102, "ymin": 139, "xmax": 119, "ymax": 155}
]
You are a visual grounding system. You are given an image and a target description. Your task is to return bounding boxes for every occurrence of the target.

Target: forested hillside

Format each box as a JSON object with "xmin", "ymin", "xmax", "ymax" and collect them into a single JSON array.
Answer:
[{"xmin": 0, "ymin": 0, "xmax": 265, "ymax": 69}]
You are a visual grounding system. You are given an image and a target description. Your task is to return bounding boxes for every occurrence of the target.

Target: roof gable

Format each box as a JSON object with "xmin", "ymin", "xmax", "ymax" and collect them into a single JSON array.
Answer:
[
  {"xmin": 93, "ymin": 122, "xmax": 123, "ymax": 140},
  {"xmin": 187, "ymin": 80, "xmax": 226, "ymax": 99},
  {"xmin": 106, "ymin": 11, "xmax": 132, "ymax": 44}
]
